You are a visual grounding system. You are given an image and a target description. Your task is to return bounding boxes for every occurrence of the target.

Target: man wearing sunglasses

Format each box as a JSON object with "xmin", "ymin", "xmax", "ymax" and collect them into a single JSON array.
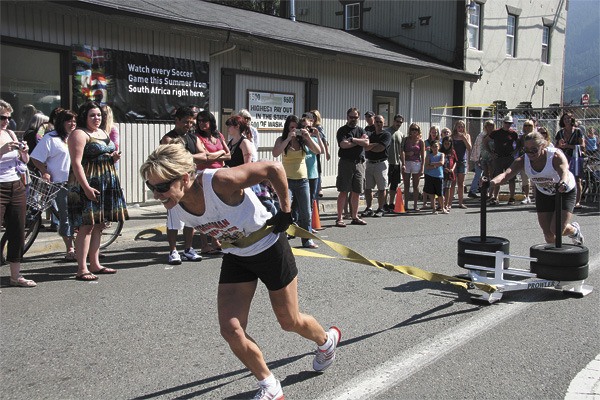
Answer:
[
  {"xmin": 335, "ymin": 107, "xmax": 370, "ymax": 227},
  {"xmin": 159, "ymin": 106, "xmax": 203, "ymax": 265}
]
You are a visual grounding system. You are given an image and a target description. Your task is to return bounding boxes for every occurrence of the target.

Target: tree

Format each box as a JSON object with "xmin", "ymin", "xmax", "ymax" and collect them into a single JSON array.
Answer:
[{"xmin": 583, "ymin": 85, "xmax": 598, "ymax": 104}]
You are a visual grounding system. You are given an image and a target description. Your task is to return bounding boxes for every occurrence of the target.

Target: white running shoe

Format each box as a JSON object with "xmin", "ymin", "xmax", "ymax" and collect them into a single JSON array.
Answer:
[
  {"xmin": 521, "ymin": 197, "xmax": 531, "ymax": 204},
  {"xmin": 182, "ymin": 247, "xmax": 202, "ymax": 261},
  {"xmin": 569, "ymin": 222, "xmax": 584, "ymax": 245},
  {"xmin": 253, "ymin": 379, "xmax": 284, "ymax": 400},
  {"xmin": 168, "ymin": 250, "xmax": 182, "ymax": 265},
  {"xmin": 313, "ymin": 326, "xmax": 341, "ymax": 372}
]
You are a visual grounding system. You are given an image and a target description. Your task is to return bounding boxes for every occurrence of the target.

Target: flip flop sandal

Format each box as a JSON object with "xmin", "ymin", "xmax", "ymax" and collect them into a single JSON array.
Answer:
[
  {"xmin": 351, "ymin": 218, "xmax": 367, "ymax": 225},
  {"xmin": 75, "ymin": 272, "xmax": 98, "ymax": 281},
  {"xmin": 335, "ymin": 220, "xmax": 347, "ymax": 228},
  {"xmin": 91, "ymin": 267, "xmax": 117, "ymax": 274}
]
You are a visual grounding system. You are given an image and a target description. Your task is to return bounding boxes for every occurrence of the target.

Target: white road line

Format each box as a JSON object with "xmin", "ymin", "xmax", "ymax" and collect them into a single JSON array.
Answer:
[
  {"xmin": 317, "ymin": 254, "xmax": 599, "ymax": 400},
  {"xmin": 565, "ymin": 353, "xmax": 600, "ymax": 399}
]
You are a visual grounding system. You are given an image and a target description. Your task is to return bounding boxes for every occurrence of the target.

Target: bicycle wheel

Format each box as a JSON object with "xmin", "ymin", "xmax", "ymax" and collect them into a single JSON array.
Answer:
[
  {"xmin": 99, "ymin": 220, "xmax": 124, "ymax": 249},
  {"xmin": 23, "ymin": 210, "xmax": 43, "ymax": 255}
]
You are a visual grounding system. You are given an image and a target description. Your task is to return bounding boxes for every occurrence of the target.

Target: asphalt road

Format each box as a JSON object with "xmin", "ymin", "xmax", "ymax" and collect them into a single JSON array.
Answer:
[{"xmin": 1, "ymin": 200, "xmax": 599, "ymax": 400}]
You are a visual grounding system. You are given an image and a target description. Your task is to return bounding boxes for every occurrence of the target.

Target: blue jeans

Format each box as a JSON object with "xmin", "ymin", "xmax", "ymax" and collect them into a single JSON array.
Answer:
[
  {"xmin": 288, "ymin": 178, "xmax": 312, "ymax": 244},
  {"xmin": 470, "ymin": 163, "xmax": 482, "ymax": 194},
  {"xmin": 54, "ymin": 185, "xmax": 73, "ymax": 237}
]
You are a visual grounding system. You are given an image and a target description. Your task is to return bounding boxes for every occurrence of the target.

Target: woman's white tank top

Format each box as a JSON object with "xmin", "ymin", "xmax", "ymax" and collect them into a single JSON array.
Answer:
[
  {"xmin": 524, "ymin": 147, "xmax": 575, "ymax": 196},
  {"xmin": 169, "ymin": 169, "xmax": 278, "ymax": 256}
]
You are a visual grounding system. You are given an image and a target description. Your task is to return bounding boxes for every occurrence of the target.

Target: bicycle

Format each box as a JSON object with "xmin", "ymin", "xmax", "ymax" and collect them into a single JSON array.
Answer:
[
  {"xmin": 1, "ymin": 175, "xmax": 123, "ymax": 261},
  {"xmin": 581, "ymin": 155, "xmax": 600, "ymax": 203}
]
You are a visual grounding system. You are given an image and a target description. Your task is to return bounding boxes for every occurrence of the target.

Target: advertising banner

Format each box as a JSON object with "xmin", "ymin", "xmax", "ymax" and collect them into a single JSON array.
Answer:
[{"xmin": 72, "ymin": 45, "xmax": 209, "ymax": 122}]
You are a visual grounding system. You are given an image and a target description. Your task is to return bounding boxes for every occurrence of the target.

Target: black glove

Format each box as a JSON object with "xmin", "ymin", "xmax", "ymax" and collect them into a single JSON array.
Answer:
[{"xmin": 266, "ymin": 210, "xmax": 293, "ymax": 233}]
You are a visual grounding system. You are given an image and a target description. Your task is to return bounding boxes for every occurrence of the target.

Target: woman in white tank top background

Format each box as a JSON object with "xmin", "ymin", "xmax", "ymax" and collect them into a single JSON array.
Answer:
[{"xmin": 489, "ymin": 132, "xmax": 584, "ymax": 246}]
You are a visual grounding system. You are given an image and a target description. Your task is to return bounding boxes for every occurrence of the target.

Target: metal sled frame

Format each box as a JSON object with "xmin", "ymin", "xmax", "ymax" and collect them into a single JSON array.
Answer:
[{"xmin": 464, "ymin": 249, "xmax": 594, "ymax": 304}]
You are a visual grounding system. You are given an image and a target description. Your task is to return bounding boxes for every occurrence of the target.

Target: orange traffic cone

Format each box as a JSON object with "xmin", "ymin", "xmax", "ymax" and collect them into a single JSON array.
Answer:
[
  {"xmin": 394, "ymin": 187, "xmax": 406, "ymax": 213},
  {"xmin": 311, "ymin": 200, "xmax": 323, "ymax": 230}
]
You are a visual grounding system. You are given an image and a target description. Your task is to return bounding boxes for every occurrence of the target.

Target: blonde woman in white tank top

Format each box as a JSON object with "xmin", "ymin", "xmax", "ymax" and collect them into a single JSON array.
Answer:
[
  {"xmin": 141, "ymin": 144, "xmax": 341, "ymax": 399},
  {"xmin": 489, "ymin": 132, "xmax": 584, "ymax": 245}
]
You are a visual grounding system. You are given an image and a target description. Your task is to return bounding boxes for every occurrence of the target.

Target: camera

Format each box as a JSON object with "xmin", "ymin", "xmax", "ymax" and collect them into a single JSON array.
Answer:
[{"xmin": 17, "ymin": 142, "xmax": 26, "ymax": 150}]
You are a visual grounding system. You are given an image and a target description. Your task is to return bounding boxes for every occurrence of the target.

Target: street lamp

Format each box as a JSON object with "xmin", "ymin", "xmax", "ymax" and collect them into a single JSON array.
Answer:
[{"xmin": 537, "ymin": 79, "xmax": 545, "ymax": 108}]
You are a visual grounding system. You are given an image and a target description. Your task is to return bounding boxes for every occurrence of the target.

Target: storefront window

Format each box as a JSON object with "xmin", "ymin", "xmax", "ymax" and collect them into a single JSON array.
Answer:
[{"xmin": 1, "ymin": 44, "xmax": 61, "ymax": 130}]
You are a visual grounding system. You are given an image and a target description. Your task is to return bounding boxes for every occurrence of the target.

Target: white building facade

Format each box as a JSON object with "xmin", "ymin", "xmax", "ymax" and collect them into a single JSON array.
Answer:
[{"xmin": 4, "ymin": 0, "xmax": 558, "ymax": 204}]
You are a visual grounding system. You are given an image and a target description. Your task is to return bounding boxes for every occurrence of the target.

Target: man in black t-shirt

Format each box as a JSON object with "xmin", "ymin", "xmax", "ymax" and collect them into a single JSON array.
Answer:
[
  {"xmin": 362, "ymin": 115, "xmax": 392, "ymax": 217},
  {"xmin": 484, "ymin": 115, "xmax": 519, "ymax": 205},
  {"xmin": 364, "ymin": 111, "xmax": 375, "ymax": 133},
  {"xmin": 159, "ymin": 106, "xmax": 203, "ymax": 264},
  {"xmin": 335, "ymin": 108, "xmax": 369, "ymax": 227}
]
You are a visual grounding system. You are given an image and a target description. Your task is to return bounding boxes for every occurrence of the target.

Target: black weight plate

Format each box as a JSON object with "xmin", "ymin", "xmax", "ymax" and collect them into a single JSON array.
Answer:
[
  {"xmin": 458, "ymin": 236, "xmax": 510, "ymax": 269},
  {"xmin": 458, "ymin": 236, "xmax": 510, "ymax": 252},
  {"xmin": 530, "ymin": 244, "xmax": 589, "ymax": 266},
  {"xmin": 458, "ymin": 252, "xmax": 507, "ymax": 269},
  {"xmin": 530, "ymin": 262, "xmax": 589, "ymax": 281}
]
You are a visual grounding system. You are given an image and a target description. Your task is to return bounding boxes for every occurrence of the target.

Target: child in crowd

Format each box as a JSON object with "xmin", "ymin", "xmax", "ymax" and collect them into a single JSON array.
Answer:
[
  {"xmin": 441, "ymin": 136, "xmax": 457, "ymax": 212},
  {"xmin": 423, "ymin": 140, "xmax": 447, "ymax": 214}
]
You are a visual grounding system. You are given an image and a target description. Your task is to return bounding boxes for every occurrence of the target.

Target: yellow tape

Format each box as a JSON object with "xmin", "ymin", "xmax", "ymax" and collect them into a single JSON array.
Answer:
[{"xmin": 287, "ymin": 225, "xmax": 497, "ymax": 294}]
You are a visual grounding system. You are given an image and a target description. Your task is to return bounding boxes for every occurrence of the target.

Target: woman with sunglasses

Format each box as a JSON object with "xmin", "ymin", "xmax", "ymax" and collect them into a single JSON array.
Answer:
[
  {"xmin": 489, "ymin": 131, "xmax": 584, "ymax": 245},
  {"xmin": 0, "ymin": 100, "xmax": 36, "ymax": 287},
  {"xmin": 555, "ymin": 112, "xmax": 585, "ymax": 209},
  {"xmin": 195, "ymin": 110, "xmax": 230, "ymax": 254},
  {"xmin": 141, "ymin": 144, "xmax": 340, "ymax": 400},
  {"xmin": 68, "ymin": 101, "xmax": 128, "ymax": 281},
  {"xmin": 401, "ymin": 123, "xmax": 426, "ymax": 211},
  {"xmin": 195, "ymin": 110, "xmax": 230, "ymax": 171}
]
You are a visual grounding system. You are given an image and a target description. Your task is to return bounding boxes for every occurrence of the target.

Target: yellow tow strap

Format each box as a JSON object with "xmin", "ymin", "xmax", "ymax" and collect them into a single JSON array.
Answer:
[{"xmin": 222, "ymin": 224, "xmax": 497, "ymax": 294}]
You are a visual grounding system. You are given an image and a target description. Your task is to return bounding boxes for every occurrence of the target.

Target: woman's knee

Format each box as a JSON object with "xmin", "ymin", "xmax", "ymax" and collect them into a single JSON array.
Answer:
[
  {"xmin": 276, "ymin": 314, "xmax": 300, "ymax": 333},
  {"xmin": 219, "ymin": 322, "xmax": 246, "ymax": 343}
]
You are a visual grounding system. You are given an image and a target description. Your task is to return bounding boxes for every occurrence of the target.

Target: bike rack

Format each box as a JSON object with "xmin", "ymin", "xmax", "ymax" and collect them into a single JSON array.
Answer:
[{"xmin": 464, "ymin": 249, "xmax": 594, "ymax": 304}]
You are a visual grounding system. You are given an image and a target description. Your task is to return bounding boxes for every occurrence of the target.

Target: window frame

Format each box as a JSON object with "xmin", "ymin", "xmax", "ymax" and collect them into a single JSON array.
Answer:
[
  {"xmin": 345, "ymin": 3, "xmax": 360, "ymax": 31},
  {"xmin": 467, "ymin": 2, "xmax": 482, "ymax": 50},
  {"xmin": 506, "ymin": 14, "xmax": 517, "ymax": 57},
  {"xmin": 541, "ymin": 25, "xmax": 551, "ymax": 64}
]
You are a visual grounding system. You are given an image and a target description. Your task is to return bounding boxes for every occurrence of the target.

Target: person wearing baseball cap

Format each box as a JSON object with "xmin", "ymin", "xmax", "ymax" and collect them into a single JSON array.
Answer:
[
  {"xmin": 364, "ymin": 111, "xmax": 375, "ymax": 133},
  {"xmin": 483, "ymin": 115, "xmax": 518, "ymax": 205}
]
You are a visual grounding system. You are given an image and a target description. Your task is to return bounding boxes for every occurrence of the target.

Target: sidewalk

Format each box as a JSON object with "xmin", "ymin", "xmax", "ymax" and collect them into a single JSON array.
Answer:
[{"xmin": 25, "ymin": 171, "xmax": 517, "ymax": 257}]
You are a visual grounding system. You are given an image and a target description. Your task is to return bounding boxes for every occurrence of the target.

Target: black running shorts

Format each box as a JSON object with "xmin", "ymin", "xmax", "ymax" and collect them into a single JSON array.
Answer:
[{"xmin": 219, "ymin": 233, "xmax": 298, "ymax": 291}]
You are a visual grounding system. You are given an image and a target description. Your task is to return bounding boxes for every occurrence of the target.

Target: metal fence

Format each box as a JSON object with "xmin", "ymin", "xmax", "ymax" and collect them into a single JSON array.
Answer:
[{"xmin": 430, "ymin": 104, "xmax": 600, "ymax": 142}]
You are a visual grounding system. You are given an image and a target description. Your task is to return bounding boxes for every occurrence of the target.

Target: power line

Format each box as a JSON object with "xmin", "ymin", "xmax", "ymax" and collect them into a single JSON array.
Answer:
[{"xmin": 564, "ymin": 73, "xmax": 600, "ymax": 90}]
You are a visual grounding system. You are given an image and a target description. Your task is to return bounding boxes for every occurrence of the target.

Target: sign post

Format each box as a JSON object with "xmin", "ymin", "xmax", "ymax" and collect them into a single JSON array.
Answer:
[{"xmin": 581, "ymin": 93, "xmax": 590, "ymax": 107}]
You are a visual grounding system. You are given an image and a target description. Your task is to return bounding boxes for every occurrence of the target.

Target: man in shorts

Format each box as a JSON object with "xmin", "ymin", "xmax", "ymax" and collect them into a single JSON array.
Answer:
[
  {"xmin": 484, "ymin": 115, "xmax": 519, "ymax": 205},
  {"xmin": 335, "ymin": 108, "xmax": 370, "ymax": 227},
  {"xmin": 362, "ymin": 115, "xmax": 391, "ymax": 217}
]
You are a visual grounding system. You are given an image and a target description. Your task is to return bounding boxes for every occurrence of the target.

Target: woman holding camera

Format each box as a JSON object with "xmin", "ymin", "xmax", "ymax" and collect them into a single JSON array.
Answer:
[
  {"xmin": 0, "ymin": 100, "xmax": 36, "ymax": 287},
  {"xmin": 273, "ymin": 115, "xmax": 322, "ymax": 249}
]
